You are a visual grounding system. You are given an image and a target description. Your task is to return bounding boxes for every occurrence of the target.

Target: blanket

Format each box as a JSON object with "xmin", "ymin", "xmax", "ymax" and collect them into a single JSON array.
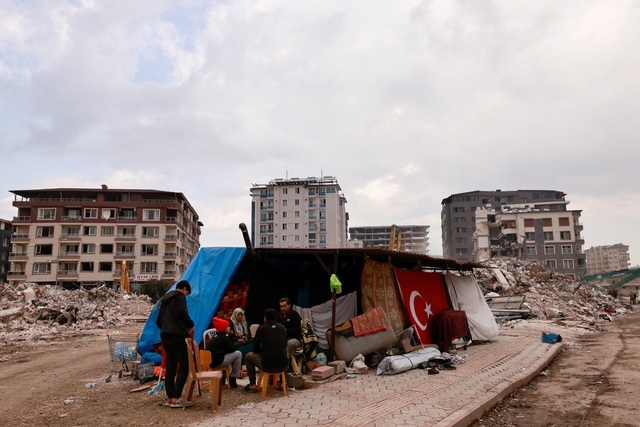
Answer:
[{"xmin": 352, "ymin": 306, "xmax": 387, "ymax": 337}]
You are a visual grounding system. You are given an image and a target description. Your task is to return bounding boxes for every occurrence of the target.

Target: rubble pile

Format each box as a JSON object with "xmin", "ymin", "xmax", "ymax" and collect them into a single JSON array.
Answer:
[
  {"xmin": 475, "ymin": 257, "xmax": 631, "ymax": 324},
  {"xmin": 0, "ymin": 283, "xmax": 153, "ymax": 345}
]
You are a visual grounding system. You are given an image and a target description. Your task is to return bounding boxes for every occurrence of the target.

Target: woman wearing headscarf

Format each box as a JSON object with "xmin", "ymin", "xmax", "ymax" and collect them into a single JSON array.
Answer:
[{"xmin": 229, "ymin": 307, "xmax": 253, "ymax": 365}]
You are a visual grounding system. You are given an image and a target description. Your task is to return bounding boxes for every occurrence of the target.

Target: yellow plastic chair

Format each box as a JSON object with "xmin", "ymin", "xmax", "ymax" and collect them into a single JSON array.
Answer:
[
  {"xmin": 183, "ymin": 338, "xmax": 223, "ymax": 412},
  {"xmin": 199, "ymin": 349, "xmax": 230, "ymax": 390},
  {"xmin": 257, "ymin": 369, "xmax": 287, "ymax": 398}
]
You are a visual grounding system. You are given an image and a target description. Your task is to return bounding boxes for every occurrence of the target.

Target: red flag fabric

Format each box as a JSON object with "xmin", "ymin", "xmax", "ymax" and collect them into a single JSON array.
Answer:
[{"xmin": 394, "ymin": 269, "xmax": 449, "ymax": 345}]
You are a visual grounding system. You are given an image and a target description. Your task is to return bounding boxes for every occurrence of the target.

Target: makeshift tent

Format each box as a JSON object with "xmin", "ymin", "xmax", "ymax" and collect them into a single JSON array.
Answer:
[
  {"xmin": 138, "ymin": 245, "xmax": 494, "ymax": 356},
  {"xmin": 138, "ymin": 247, "xmax": 246, "ymax": 354}
]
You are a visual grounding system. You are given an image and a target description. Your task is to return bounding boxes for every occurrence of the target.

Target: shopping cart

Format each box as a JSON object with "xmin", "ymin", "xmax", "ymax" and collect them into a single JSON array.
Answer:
[{"xmin": 106, "ymin": 333, "xmax": 139, "ymax": 382}]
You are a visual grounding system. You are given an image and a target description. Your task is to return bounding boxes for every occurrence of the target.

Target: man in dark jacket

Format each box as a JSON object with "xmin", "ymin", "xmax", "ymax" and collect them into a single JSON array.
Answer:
[
  {"xmin": 243, "ymin": 308, "xmax": 288, "ymax": 392},
  {"xmin": 205, "ymin": 318, "xmax": 241, "ymax": 388},
  {"xmin": 277, "ymin": 297, "xmax": 302, "ymax": 359},
  {"xmin": 156, "ymin": 280, "xmax": 194, "ymax": 407}
]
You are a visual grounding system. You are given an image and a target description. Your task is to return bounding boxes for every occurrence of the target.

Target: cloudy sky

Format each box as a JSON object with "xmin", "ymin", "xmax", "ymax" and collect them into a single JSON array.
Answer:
[{"xmin": 1, "ymin": 0, "xmax": 639, "ymax": 266}]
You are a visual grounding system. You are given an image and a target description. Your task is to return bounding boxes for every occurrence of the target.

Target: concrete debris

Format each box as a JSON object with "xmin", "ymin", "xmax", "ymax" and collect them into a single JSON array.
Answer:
[
  {"xmin": 0, "ymin": 283, "xmax": 153, "ymax": 346},
  {"xmin": 476, "ymin": 257, "xmax": 631, "ymax": 326}
]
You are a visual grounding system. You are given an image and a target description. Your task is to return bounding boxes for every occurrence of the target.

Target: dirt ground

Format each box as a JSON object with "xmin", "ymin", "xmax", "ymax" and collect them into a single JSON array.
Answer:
[
  {"xmin": 0, "ymin": 324, "xmax": 290, "ymax": 427},
  {"xmin": 3, "ymin": 312, "xmax": 640, "ymax": 427},
  {"xmin": 473, "ymin": 310, "xmax": 640, "ymax": 427}
]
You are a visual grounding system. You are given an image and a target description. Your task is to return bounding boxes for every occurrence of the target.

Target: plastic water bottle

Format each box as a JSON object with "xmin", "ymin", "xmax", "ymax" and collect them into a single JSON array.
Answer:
[
  {"xmin": 317, "ymin": 353, "xmax": 327, "ymax": 365},
  {"xmin": 148, "ymin": 382, "xmax": 165, "ymax": 395}
]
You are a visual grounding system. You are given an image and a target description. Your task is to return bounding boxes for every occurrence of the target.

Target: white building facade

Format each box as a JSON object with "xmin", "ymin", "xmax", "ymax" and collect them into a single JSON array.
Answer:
[{"xmin": 249, "ymin": 177, "xmax": 348, "ymax": 248}]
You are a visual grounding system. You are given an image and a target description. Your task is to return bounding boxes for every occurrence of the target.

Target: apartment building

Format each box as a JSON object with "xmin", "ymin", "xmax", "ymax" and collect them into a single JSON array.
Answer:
[
  {"xmin": 442, "ymin": 190, "xmax": 570, "ymax": 262},
  {"xmin": 0, "ymin": 218, "xmax": 11, "ymax": 283},
  {"xmin": 249, "ymin": 176, "xmax": 348, "ymax": 248},
  {"xmin": 348, "ymin": 225, "xmax": 430, "ymax": 255},
  {"xmin": 8, "ymin": 186, "xmax": 201, "ymax": 287},
  {"xmin": 474, "ymin": 204, "xmax": 587, "ymax": 278},
  {"xmin": 585, "ymin": 244, "xmax": 631, "ymax": 275}
]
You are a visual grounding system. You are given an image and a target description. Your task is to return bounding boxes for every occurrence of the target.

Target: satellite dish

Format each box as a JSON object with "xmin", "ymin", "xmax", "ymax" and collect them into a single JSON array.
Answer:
[{"xmin": 102, "ymin": 210, "xmax": 112, "ymax": 220}]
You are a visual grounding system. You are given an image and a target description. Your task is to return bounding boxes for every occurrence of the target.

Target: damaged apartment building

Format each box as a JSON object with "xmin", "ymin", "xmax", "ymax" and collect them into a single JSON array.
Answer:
[{"xmin": 473, "ymin": 201, "xmax": 587, "ymax": 278}]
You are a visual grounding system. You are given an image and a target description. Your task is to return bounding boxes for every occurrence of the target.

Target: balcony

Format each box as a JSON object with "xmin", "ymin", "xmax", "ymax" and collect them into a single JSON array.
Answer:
[
  {"xmin": 115, "ymin": 234, "xmax": 136, "ymax": 241},
  {"xmin": 61, "ymin": 234, "xmax": 82, "ymax": 241},
  {"xmin": 162, "ymin": 270, "xmax": 176, "ymax": 277},
  {"xmin": 115, "ymin": 251, "xmax": 136, "ymax": 259},
  {"xmin": 58, "ymin": 270, "xmax": 79, "ymax": 277},
  {"xmin": 164, "ymin": 234, "xmax": 177, "ymax": 241},
  {"xmin": 260, "ymin": 205, "xmax": 275, "ymax": 211},
  {"xmin": 59, "ymin": 251, "xmax": 81, "ymax": 260},
  {"xmin": 163, "ymin": 252, "xmax": 176, "ymax": 259},
  {"xmin": 11, "ymin": 234, "xmax": 29, "ymax": 241},
  {"xmin": 61, "ymin": 216, "xmax": 82, "ymax": 222},
  {"xmin": 9, "ymin": 252, "xmax": 28, "ymax": 260},
  {"xmin": 12, "ymin": 216, "xmax": 31, "ymax": 222},
  {"xmin": 166, "ymin": 217, "xmax": 177, "ymax": 222},
  {"xmin": 8, "ymin": 271, "xmax": 27, "ymax": 278},
  {"xmin": 117, "ymin": 216, "xmax": 138, "ymax": 222}
]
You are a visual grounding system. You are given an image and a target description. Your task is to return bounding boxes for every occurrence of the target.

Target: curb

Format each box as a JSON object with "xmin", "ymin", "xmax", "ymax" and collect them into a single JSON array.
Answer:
[{"xmin": 438, "ymin": 342, "xmax": 565, "ymax": 427}]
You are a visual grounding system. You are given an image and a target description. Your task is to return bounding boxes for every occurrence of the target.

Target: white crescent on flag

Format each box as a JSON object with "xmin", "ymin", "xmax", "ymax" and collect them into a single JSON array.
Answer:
[{"xmin": 409, "ymin": 290, "xmax": 433, "ymax": 331}]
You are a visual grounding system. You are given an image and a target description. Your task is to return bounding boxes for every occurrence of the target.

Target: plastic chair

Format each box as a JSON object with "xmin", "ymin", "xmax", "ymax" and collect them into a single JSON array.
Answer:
[
  {"xmin": 183, "ymin": 338, "xmax": 223, "ymax": 412},
  {"xmin": 199, "ymin": 349, "xmax": 230, "ymax": 390},
  {"xmin": 249, "ymin": 324, "xmax": 259, "ymax": 338},
  {"xmin": 257, "ymin": 369, "xmax": 287, "ymax": 397},
  {"xmin": 202, "ymin": 328, "xmax": 217, "ymax": 347}
]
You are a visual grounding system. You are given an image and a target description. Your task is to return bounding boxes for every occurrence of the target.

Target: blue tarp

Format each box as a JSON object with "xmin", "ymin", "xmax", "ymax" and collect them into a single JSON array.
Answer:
[{"xmin": 137, "ymin": 247, "xmax": 246, "ymax": 355}]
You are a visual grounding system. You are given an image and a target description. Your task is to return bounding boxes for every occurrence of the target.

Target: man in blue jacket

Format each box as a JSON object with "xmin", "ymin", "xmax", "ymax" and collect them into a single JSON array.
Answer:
[{"xmin": 156, "ymin": 280, "xmax": 194, "ymax": 407}]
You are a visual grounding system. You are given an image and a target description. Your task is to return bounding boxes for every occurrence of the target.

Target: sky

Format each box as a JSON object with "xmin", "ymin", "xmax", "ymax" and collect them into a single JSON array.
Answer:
[{"xmin": 1, "ymin": 0, "xmax": 639, "ymax": 266}]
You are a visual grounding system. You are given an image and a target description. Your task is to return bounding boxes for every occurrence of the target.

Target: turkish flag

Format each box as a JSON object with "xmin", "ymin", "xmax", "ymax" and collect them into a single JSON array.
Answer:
[{"xmin": 394, "ymin": 269, "xmax": 449, "ymax": 345}]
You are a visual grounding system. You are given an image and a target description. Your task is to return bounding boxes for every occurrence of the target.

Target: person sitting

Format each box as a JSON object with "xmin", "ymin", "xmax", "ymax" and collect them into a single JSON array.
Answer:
[
  {"xmin": 277, "ymin": 297, "xmax": 302, "ymax": 360},
  {"xmin": 229, "ymin": 307, "xmax": 253, "ymax": 365},
  {"xmin": 205, "ymin": 317, "xmax": 241, "ymax": 388},
  {"xmin": 243, "ymin": 308, "xmax": 288, "ymax": 393}
]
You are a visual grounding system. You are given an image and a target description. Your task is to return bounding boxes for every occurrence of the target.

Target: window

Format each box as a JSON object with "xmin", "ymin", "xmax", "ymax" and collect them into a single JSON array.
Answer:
[
  {"xmin": 319, "ymin": 198, "xmax": 327, "ymax": 208},
  {"xmin": 119, "ymin": 244, "xmax": 134, "ymax": 255},
  {"xmin": 294, "ymin": 223, "xmax": 300, "ymax": 230},
  {"xmin": 546, "ymin": 260, "xmax": 557, "ymax": 269},
  {"xmin": 319, "ymin": 223, "xmax": 326, "ymax": 233},
  {"xmin": 319, "ymin": 235, "xmax": 327, "ymax": 245},
  {"xmin": 542, "ymin": 218, "xmax": 552, "ymax": 226},
  {"xmin": 455, "ymin": 237, "xmax": 467, "ymax": 244},
  {"xmin": 561, "ymin": 245, "xmax": 573, "ymax": 254},
  {"xmin": 142, "ymin": 227, "xmax": 159, "ymax": 238},
  {"xmin": 526, "ymin": 246, "xmax": 537, "ymax": 255},
  {"xmin": 544, "ymin": 246, "xmax": 555, "ymax": 255},
  {"xmin": 99, "ymin": 262, "xmax": 112, "ymax": 272},
  {"xmin": 33, "ymin": 262, "xmax": 51, "ymax": 274},
  {"xmin": 453, "ymin": 207, "xmax": 465, "ymax": 213},
  {"xmin": 37, "ymin": 208, "xmax": 56, "ymax": 220},
  {"xmin": 562, "ymin": 259, "xmax": 575, "ymax": 269},
  {"xmin": 295, "ymin": 211, "xmax": 300, "ymax": 218},
  {"xmin": 559, "ymin": 217, "xmax": 570, "ymax": 226},
  {"xmin": 120, "ymin": 226, "xmax": 135, "ymax": 237},
  {"xmin": 282, "ymin": 224, "xmax": 288, "ymax": 230},
  {"xmin": 282, "ymin": 200, "xmax": 288, "ymax": 207},
  {"xmin": 34, "ymin": 244, "xmax": 53, "ymax": 255},
  {"xmin": 295, "ymin": 235, "xmax": 300, "ymax": 242},
  {"xmin": 524, "ymin": 219, "xmax": 534, "ymax": 227},
  {"xmin": 560, "ymin": 231, "xmax": 571, "ymax": 240},
  {"xmin": 143, "ymin": 209, "xmax": 160, "ymax": 221},
  {"xmin": 62, "ymin": 244, "xmax": 79, "ymax": 255},
  {"xmin": 102, "ymin": 208, "xmax": 116, "ymax": 219},
  {"xmin": 83, "ymin": 226, "xmax": 97, "ymax": 236},
  {"xmin": 82, "ymin": 244, "xmax": 95, "ymax": 254},
  {"xmin": 282, "ymin": 235, "xmax": 288, "ymax": 242},
  {"xmin": 524, "ymin": 232, "xmax": 535, "ymax": 241},
  {"xmin": 282, "ymin": 188, "xmax": 288, "ymax": 195},
  {"xmin": 61, "ymin": 227, "xmax": 79, "ymax": 238},
  {"xmin": 455, "ymin": 248, "xmax": 468, "ymax": 255},
  {"xmin": 454, "ymin": 217, "xmax": 466, "ymax": 223},
  {"xmin": 101, "ymin": 226, "xmax": 114, "ymax": 236},
  {"xmin": 295, "ymin": 199, "xmax": 300, "ymax": 206},
  {"xmin": 543, "ymin": 232, "xmax": 554, "ymax": 241},
  {"xmin": 295, "ymin": 188, "xmax": 300, "ymax": 194},
  {"xmin": 84, "ymin": 208, "xmax": 98, "ymax": 219},
  {"xmin": 81, "ymin": 262, "xmax": 94, "ymax": 272},
  {"xmin": 141, "ymin": 244, "xmax": 158, "ymax": 255},
  {"xmin": 454, "ymin": 227, "xmax": 467, "ymax": 233},
  {"xmin": 100, "ymin": 244, "xmax": 114, "ymax": 254},
  {"xmin": 282, "ymin": 212, "xmax": 288, "ymax": 218},
  {"xmin": 36, "ymin": 226, "xmax": 54, "ymax": 237},
  {"xmin": 141, "ymin": 262, "xmax": 157, "ymax": 273}
]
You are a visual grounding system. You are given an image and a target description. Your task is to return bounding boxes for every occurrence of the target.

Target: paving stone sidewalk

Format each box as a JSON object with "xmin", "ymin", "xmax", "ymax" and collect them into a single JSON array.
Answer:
[{"xmin": 191, "ymin": 334, "xmax": 563, "ymax": 427}]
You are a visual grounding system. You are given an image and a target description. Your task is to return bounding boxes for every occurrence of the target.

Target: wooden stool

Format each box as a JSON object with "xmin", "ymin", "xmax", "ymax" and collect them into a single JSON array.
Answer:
[{"xmin": 257, "ymin": 370, "xmax": 287, "ymax": 397}]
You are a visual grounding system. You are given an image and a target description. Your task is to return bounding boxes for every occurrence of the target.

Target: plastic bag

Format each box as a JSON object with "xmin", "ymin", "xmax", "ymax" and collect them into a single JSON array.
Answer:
[{"xmin": 346, "ymin": 353, "xmax": 368, "ymax": 374}]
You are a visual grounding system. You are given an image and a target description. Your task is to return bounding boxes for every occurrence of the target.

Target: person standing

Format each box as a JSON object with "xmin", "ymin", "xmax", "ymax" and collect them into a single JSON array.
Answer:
[
  {"xmin": 277, "ymin": 297, "xmax": 302, "ymax": 359},
  {"xmin": 205, "ymin": 318, "xmax": 241, "ymax": 388},
  {"xmin": 156, "ymin": 280, "xmax": 194, "ymax": 407},
  {"xmin": 243, "ymin": 309, "xmax": 288, "ymax": 392}
]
